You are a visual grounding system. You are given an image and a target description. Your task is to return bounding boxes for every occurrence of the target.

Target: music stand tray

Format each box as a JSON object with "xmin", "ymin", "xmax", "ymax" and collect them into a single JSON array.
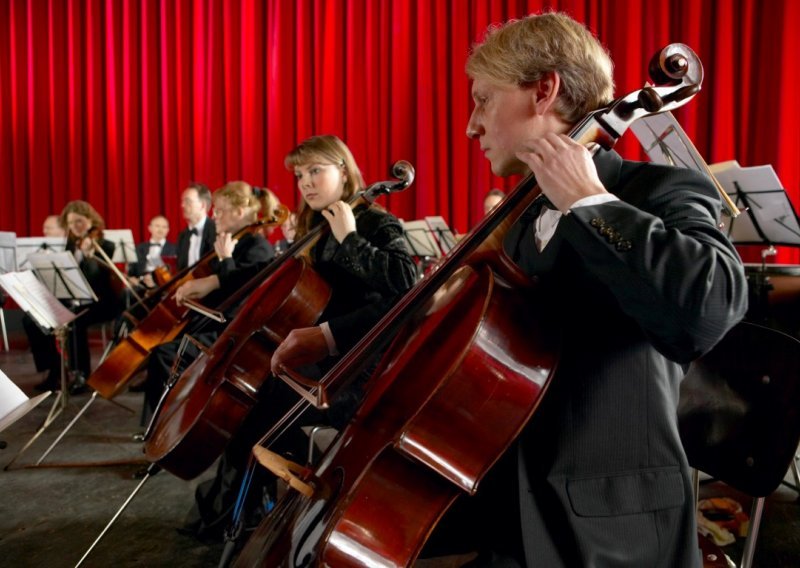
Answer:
[
  {"xmin": 15, "ymin": 237, "xmax": 67, "ymax": 270},
  {"xmin": 425, "ymin": 216, "xmax": 458, "ymax": 255},
  {"xmin": 710, "ymin": 161, "xmax": 800, "ymax": 247},
  {"xmin": 27, "ymin": 251, "xmax": 97, "ymax": 303},
  {"xmin": 103, "ymin": 229, "xmax": 137, "ymax": 264}
]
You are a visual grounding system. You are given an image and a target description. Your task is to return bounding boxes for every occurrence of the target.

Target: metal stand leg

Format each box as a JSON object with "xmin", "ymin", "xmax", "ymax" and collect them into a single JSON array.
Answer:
[
  {"xmin": 4, "ymin": 388, "xmax": 66, "ymax": 470},
  {"xmin": 0, "ymin": 307, "xmax": 8, "ymax": 351},
  {"xmin": 5, "ymin": 336, "xmax": 70, "ymax": 470},
  {"xmin": 74, "ymin": 463, "xmax": 160, "ymax": 568},
  {"xmin": 740, "ymin": 497, "xmax": 765, "ymax": 568},
  {"xmin": 35, "ymin": 392, "xmax": 98, "ymax": 465}
]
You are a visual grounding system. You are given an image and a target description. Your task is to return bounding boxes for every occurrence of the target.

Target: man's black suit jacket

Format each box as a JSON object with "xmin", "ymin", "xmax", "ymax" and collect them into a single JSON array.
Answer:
[{"xmin": 177, "ymin": 220, "xmax": 216, "ymax": 270}]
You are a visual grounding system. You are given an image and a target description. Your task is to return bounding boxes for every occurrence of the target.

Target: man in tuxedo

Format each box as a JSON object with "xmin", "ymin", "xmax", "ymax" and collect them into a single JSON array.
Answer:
[
  {"xmin": 177, "ymin": 182, "xmax": 216, "ymax": 270},
  {"xmin": 128, "ymin": 215, "xmax": 177, "ymax": 288},
  {"xmin": 451, "ymin": 12, "xmax": 748, "ymax": 567}
]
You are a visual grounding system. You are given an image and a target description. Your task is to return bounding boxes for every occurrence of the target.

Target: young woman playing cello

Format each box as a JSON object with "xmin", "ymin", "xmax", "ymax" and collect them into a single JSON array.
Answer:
[
  {"xmin": 182, "ymin": 134, "xmax": 418, "ymax": 541},
  {"xmin": 141, "ymin": 181, "xmax": 277, "ymax": 417}
]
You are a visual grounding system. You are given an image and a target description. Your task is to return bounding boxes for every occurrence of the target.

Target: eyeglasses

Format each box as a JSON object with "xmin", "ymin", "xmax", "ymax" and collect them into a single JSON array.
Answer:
[{"xmin": 212, "ymin": 207, "xmax": 233, "ymax": 218}]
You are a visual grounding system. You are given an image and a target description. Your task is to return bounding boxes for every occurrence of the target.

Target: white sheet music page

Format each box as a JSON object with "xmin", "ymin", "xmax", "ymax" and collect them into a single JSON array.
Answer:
[
  {"xmin": 0, "ymin": 270, "xmax": 76, "ymax": 330},
  {"xmin": 0, "ymin": 368, "xmax": 28, "ymax": 420}
]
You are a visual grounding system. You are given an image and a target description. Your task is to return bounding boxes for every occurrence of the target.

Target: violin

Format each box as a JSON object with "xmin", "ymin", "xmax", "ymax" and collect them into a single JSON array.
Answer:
[
  {"xmin": 152, "ymin": 265, "xmax": 173, "ymax": 287},
  {"xmin": 234, "ymin": 44, "xmax": 706, "ymax": 566},
  {"xmin": 143, "ymin": 163, "xmax": 415, "ymax": 480},
  {"xmin": 86, "ymin": 208, "xmax": 288, "ymax": 400}
]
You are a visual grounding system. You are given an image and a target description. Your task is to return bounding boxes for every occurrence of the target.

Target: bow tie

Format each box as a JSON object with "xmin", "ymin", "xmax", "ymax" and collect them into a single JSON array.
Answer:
[
  {"xmin": 521, "ymin": 195, "xmax": 558, "ymax": 222},
  {"xmin": 188, "ymin": 228, "xmax": 198, "ymax": 236},
  {"xmin": 148, "ymin": 242, "xmax": 162, "ymax": 248}
]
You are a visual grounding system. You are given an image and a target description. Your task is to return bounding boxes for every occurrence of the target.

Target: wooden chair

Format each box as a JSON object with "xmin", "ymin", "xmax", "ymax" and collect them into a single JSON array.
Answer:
[{"xmin": 679, "ymin": 322, "xmax": 800, "ymax": 568}]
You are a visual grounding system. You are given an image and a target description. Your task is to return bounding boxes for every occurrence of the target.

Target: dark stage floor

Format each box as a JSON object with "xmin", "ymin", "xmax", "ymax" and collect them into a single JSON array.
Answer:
[{"xmin": 0, "ymin": 313, "xmax": 798, "ymax": 567}]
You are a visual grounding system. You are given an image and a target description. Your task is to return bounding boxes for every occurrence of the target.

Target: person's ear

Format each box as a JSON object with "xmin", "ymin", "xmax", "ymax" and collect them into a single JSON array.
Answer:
[{"xmin": 529, "ymin": 71, "xmax": 561, "ymax": 115}]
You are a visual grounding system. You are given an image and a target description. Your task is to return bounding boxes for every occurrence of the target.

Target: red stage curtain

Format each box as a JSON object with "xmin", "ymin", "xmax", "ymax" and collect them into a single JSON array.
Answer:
[{"xmin": 1, "ymin": 0, "xmax": 798, "ymax": 262}]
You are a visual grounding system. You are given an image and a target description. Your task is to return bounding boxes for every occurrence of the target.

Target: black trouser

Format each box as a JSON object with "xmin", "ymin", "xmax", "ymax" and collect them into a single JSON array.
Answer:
[{"xmin": 22, "ymin": 300, "xmax": 118, "ymax": 379}]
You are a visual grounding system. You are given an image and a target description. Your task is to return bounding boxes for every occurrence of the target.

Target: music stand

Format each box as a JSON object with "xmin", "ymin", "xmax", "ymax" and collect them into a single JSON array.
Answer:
[
  {"xmin": 710, "ymin": 160, "xmax": 800, "ymax": 327},
  {"xmin": 0, "ymin": 232, "xmax": 16, "ymax": 351},
  {"xmin": 425, "ymin": 216, "xmax": 458, "ymax": 255},
  {"xmin": 0, "ymin": 368, "xmax": 51, "ymax": 449},
  {"xmin": 103, "ymin": 229, "xmax": 137, "ymax": 265},
  {"xmin": 27, "ymin": 251, "xmax": 97, "ymax": 305},
  {"xmin": 0, "ymin": 270, "xmax": 79, "ymax": 468},
  {"xmin": 402, "ymin": 220, "xmax": 441, "ymax": 276},
  {"xmin": 15, "ymin": 236, "xmax": 67, "ymax": 269},
  {"xmin": 710, "ymin": 160, "xmax": 800, "ymax": 248}
]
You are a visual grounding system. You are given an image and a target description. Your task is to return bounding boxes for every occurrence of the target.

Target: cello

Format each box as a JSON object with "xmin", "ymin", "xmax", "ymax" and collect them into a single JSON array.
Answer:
[
  {"xmin": 235, "ymin": 43, "xmax": 710, "ymax": 566},
  {"xmin": 87, "ymin": 208, "xmax": 288, "ymax": 400},
  {"xmin": 143, "ymin": 161, "xmax": 416, "ymax": 480}
]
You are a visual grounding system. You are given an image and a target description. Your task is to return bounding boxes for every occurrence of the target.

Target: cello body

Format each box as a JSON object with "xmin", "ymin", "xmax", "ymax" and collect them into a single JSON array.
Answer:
[
  {"xmin": 145, "ymin": 257, "xmax": 331, "ymax": 480},
  {"xmin": 235, "ymin": 262, "xmax": 558, "ymax": 566}
]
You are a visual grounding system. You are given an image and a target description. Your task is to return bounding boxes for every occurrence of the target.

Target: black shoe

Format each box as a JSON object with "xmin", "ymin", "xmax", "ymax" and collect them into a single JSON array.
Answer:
[
  {"xmin": 69, "ymin": 372, "xmax": 88, "ymax": 395},
  {"xmin": 34, "ymin": 370, "xmax": 61, "ymax": 392}
]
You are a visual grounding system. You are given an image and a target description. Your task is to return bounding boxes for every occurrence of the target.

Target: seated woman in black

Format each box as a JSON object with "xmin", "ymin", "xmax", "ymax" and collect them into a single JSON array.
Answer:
[
  {"xmin": 142, "ymin": 182, "xmax": 277, "ymax": 417},
  {"xmin": 25, "ymin": 200, "xmax": 122, "ymax": 393},
  {"xmin": 183, "ymin": 134, "xmax": 419, "ymax": 540}
]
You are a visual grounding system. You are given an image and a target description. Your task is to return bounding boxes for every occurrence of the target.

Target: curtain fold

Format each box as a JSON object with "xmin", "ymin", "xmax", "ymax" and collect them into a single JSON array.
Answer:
[{"xmin": 1, "ymin": 0, "xmax": 798, "ymax": 262}]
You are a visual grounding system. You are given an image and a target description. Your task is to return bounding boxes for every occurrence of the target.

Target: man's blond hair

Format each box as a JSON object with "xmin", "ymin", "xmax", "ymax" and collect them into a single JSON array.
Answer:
[{"xmin": 466, "ymin": 12, "xmax": 614, "ymax": 123}]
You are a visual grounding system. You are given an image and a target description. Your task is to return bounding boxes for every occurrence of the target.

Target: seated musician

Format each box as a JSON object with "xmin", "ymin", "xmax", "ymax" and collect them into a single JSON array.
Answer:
[
  {"xmin": 24, "ymin": 201, "xmax": 123, "ymax": 393},
  {"xmin": 422, "ymin": 13, "xmax": 747, "ymax": 567},
  {"xmin": 42, "ymin": 214, "xmax": 66, "ymax": 237},
  {"xmin": 181, "ymin": 134, "xmax": 418, "ymax": 541},
  {"xmin": 127, "ymin": 214, "xmax": 177, "ymax": 290},
  {"xmin": 273, "ymin": 212, "xmax": 297, "ymax": 255},
  {"xmin": 177, "ymin": 182, "xmax": 216, "ymax": 271},
  {"xmin": 141, "ymin": 182, "xmax": 277, "ymax": 417}
]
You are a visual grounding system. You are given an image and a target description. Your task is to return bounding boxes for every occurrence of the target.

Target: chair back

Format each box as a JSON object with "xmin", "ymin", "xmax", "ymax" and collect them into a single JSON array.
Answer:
[{"xmin": 679, "ymin": 322, "xmax": 800, "ymax": 497}]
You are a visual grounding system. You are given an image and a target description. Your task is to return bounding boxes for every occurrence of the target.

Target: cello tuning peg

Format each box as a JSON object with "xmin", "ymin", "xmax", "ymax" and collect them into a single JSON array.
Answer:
[{"xmin": 637, "ymin": 87, "xmax": 664, "ymax": 112}]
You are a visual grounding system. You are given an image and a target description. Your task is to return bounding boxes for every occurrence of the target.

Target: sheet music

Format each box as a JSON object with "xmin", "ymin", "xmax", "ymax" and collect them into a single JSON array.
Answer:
[
  {"xmin": 425, "ymin": 217, "xmax": 457, "ymax": 254},
  {"xmin": 15, "ymin": 237, "xmax": 67, "ymax": 270},
  {"xmin": 0, "ymin": 231, "xmax": 16, "ymax": 273},
  {"xmin": 103, "ymin": 229, "xmax": 137, "ymax": 263},
  {"xmin": 401, "ymin": 220, "xmax": 441, "ymax": 258},
  {"xmin": 27, "ymin": 251, "xmax": 97, "ymax": 302},
  {"xmin": 0, "ymin": 271, "xmax": 77, "ymax": 330}
]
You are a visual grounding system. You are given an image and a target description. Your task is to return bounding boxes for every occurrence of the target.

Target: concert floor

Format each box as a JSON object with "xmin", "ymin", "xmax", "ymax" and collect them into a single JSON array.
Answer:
[{"xmin": 0, "ymin": 311, "xmax": 798, "ymax": 567}]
